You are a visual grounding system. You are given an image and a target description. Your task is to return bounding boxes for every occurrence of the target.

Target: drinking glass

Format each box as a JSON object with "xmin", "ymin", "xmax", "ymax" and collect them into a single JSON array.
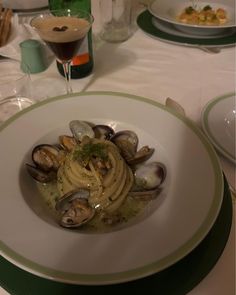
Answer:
[
  {"xmin": 99, "ymin": 0, "xmax": 133, "ymax": 43},
  {"xmin": 0, "ymin": 59, "xmax": 34, "ymax": 123},
  {"xmin": 30, "ymin": 9, "xmax": 94, "ymax": 94}
]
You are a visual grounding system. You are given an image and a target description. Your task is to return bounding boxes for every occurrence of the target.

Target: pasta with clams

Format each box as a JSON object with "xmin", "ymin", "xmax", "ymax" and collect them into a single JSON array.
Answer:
[
  {"xmin": 57, "ymin": 137, "xmax": 134, "ymax": 213},
  {"xmin": 26, "ymin": 121, "xmax": 166, "ymax": 231}
]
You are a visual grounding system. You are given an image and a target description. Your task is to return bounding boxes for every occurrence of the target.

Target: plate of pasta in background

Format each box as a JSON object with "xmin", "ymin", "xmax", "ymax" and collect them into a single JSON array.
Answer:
[
  {"xmin": 0, "ymin": 91, "xmax": 223, "ymax": 285},
  {"xmin": 148, "ymin": 0, "xmax": 236, "ymax": 36}
]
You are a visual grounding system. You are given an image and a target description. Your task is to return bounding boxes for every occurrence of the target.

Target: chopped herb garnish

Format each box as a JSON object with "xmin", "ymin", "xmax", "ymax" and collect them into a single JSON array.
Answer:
[
  {"xmin": 185, "ymin": 6, "xmax": 195, "ymax": 14},
  {"xmin": 73, "ymin": 143, "xmax": 108, "ymax": 165},
  {"xmin": 203, "ymin": 5, "xmax": 212, "ymax": 11}
]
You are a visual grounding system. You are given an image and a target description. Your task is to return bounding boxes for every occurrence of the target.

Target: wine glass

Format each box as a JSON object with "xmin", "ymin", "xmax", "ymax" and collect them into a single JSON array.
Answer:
[{"xmin": 30, "ymin": 9, "xmax": 94, "ymax": 94}]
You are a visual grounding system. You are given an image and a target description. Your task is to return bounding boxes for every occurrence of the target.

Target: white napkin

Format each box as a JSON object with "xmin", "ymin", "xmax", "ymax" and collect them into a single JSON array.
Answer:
[{"xmin": 0, "ymin": 14, "xmax": 53, "ymax": 61}]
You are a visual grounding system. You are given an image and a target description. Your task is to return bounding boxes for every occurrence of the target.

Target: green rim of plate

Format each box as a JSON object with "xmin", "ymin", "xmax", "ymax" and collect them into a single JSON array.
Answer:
[
  {"xmin": 137, "ymin": 10, "xmax": 236, "ymax": 46},
  {"xmin": 201, "ymin": 92, "xmax": 236, "ymax": 163},
  {"xmin": 0, "ymin": 91, "xmax": 224, "ymax": 285},
  {"xmin": 0, "ymin": 177, "xmax": 232, "ymax": 295}
]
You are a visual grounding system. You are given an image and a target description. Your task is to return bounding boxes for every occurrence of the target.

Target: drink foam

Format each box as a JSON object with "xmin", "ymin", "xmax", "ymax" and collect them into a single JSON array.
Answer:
[{"xmin": 32, "ymin": 16, "xmax": 90, "ymax": 43}]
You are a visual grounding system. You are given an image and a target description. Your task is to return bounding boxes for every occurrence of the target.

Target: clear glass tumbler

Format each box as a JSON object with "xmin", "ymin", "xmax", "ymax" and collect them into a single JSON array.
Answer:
[
  {"xmin": 0, "ymin": 59, "xmax": 34, "ymax": 123},
  {"xmin": 99, "ymin": 0, "xmax": 133, "ymax": 42}
]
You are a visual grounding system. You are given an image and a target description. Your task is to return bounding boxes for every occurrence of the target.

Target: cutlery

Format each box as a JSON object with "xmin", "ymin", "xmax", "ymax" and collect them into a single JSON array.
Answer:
[
  {"xmin": 197, "ymin": 46, "xmax": 221, "ymax": 54},
  {"xmin": 165, "ymin": 97, "xmax": 186, "ymax": 116}
]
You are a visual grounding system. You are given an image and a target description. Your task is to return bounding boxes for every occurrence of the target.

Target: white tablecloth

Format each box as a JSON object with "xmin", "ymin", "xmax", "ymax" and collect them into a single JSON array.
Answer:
[{"xmin": 0, "ymin": 1, "xmax": 235, "ymax": 294}]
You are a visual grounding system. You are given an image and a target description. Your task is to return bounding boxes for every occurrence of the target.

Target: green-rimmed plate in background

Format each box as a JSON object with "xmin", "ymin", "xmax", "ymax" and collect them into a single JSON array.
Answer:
[{"xmin": 201, "ymin": 93, "xmax": 236, "ymax": 164}]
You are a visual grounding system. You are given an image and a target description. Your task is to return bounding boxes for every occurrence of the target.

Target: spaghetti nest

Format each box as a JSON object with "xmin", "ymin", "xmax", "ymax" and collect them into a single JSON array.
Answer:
[{"xmin": 57, "ymin": 137, "xmax": 134, "ymax": 213}]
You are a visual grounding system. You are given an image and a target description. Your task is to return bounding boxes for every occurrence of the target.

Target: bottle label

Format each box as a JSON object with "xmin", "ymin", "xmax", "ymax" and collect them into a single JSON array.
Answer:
[{"xmin": 71, "ymin": 36, "xmax": 89, "ymax": 66}]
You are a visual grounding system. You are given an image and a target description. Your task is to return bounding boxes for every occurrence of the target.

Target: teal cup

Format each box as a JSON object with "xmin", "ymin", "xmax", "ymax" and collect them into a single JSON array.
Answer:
[{"xmin": 20, "ymin": 39, "xmax": 47, "ymax": 74}]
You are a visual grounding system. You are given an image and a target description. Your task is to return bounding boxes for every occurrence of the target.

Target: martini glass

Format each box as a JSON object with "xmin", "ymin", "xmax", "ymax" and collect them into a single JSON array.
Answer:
[{"xmin": 30, "ymin": 9, "xmax": 94, "ymax": 94}]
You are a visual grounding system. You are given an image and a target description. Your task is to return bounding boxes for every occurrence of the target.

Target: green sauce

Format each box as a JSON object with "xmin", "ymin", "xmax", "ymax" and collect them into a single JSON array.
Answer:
[
  {"xmin": 36, "ymin": 182, "xmax": 151, "ymax": 233},
  {"xmin": 36, "ymin": 181, "xmax": 60, "ymax": 218}
]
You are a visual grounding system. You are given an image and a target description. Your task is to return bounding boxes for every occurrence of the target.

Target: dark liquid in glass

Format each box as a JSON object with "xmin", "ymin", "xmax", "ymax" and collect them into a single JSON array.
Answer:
[{"xmin": 45, "ymin": 37, "xmax": 85, "ymax": 61}]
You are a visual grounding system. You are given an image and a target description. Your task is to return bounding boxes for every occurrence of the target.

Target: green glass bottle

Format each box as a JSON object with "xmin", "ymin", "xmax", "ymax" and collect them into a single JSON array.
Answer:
[{"xmin": 48, "ymin": 0, "xmax": 94, "ymax": 79}]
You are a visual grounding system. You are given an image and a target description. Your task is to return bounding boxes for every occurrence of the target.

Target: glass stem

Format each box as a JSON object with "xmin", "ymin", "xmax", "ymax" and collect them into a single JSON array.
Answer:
[{"xmin": 62, "ymin": 60, "xmax": 73, "ymax": 94}]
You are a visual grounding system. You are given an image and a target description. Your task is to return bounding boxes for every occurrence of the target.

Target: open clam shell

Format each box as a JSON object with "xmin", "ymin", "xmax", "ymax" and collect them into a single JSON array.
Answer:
[
  {"xmin": 56, "ymin": 189, "xmax": 95, "ymax": 228},
  {"xmin": 130, "ymin": 162, "xmax": 166, "ymax": 200},
  {"xmin": 111, "ymin": 130, "xmax": 139, "ymax": 161},
  {"xmin": 69, "ymin": 120, "xmax": 95, "ymax": 142},
  {"xmin": 127, "ymin": 145, "xmax": 155, "ymax": 165},
  {"xmin": 32, "ymin": 144, "xmax": 61, "ymax": 171},
  {"xmin": 26, "ymin": 164, "xmax": 57, "ymax": 183},
  {"xmin": 93, "ymin": 124, "xmax": 115, "ymax": 140},
  {"xmin": 59, "ymin": 135, "xmax": 77, "ymax": 152}
]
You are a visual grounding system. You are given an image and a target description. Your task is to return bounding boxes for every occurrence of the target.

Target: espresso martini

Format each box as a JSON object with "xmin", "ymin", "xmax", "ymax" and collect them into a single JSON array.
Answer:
[{"xmin": 31, "ymin": 16, "xmax": 90, "ymax": 61}]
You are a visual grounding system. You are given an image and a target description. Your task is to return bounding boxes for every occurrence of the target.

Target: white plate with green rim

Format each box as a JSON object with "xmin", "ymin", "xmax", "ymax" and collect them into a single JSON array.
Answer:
[
  {"xmin": 0, "ymin": 91, "xmax": 223, "ymax": 285},
  {"xmin": 201, "ymin": 93, "xmax": 236, "ymax": 164}
]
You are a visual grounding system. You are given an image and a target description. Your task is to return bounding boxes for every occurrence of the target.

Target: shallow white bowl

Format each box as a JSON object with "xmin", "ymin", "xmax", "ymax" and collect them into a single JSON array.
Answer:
[
  {"xmin": 148, "ymin": 0, "xmax": 236, "ymax": 36},
  {"xmin": 0, "ymin": 91, "xmax": 223, "ymax": 285}
]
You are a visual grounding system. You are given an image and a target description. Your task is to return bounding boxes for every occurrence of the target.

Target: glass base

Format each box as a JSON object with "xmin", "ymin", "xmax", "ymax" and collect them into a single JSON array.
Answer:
[
  {"xmin": 0, "ymin": 97, "xmax": 34, "ymax": 123},
  {"xmin": 100, "ymin": 26, "xmax": 132, "ymax": 43}
]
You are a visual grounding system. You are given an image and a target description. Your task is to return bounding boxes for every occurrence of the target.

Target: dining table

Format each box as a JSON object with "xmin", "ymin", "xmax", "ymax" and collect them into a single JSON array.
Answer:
[{"xmin": 0, "ymin": 1, "xmax": 235, "ymax": 294}]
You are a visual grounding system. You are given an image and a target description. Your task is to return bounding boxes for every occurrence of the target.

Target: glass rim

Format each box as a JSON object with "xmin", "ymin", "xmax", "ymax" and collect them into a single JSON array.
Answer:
[
  {"xmin": 30, "ymin": 8, "xmax": 94, "ymax": 31},
  {"xmin": 0, "ymin": 96, "xmax": 33, "ymax": 105}
]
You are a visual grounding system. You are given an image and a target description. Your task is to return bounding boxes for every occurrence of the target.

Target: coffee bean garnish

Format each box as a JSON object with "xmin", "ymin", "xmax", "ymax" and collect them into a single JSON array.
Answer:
[{"xmin": 53, "ymin": 26, "xmax": 68, "ymax": 32}]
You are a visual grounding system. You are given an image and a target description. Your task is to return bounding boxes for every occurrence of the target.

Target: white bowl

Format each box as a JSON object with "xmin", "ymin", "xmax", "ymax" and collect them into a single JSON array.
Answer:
[
  {"xmin": 148, "ymin": 0, "xmax": 236, "ymax": 36},
  {"xmin": 2, "ymin": 0, "xmax": 48, "ymax": 11},
  {"xmin": 0, "ymin": 91, "xmax": 223, "ymax": 285}
]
